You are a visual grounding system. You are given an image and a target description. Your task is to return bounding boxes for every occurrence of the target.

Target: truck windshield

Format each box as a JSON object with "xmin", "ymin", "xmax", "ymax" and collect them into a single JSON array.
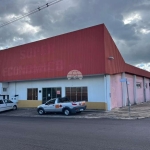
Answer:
[{"xmin": 45, "ymin": 99, "xmax": 56, "ymax": 105}]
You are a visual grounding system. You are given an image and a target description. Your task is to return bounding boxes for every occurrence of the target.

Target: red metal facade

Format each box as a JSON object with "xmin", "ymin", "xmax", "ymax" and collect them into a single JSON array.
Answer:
[
  {"xmin": 125, "ymin": 64, "xmax": 150, "ymax": 78},
  {"xmin": 0, "ymin": 24, "xmax": 150, "ymax": 82},
  {"xmin": 0, "ymin": 25, "xmax": 105, "ymax": 82},
  {"xmin": 103, "ymin": 25, "xmax": 150, "ymax": 78},
  {"xmin": 104, "ymin": 26, "xmax": 125, "ymax": 74}
]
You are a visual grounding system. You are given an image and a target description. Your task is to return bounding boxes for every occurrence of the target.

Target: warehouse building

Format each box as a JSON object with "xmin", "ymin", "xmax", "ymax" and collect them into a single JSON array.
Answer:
[{"xmin": 0, "ymin": 24, "xmax": 150, "ymax": 110}]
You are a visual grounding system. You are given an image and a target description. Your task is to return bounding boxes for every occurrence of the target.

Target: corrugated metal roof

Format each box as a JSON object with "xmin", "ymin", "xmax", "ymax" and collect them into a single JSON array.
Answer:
[
  {"xmin": 103, "ymin": 25, "xmax": 150, "ymax": 78},
  {"xmin": 0, "ymin": 24, "xmax": 149, "ymax": 82},
  {"xmin": 0, "ymin": 24, "xmax": 105, "ymax": 82}
]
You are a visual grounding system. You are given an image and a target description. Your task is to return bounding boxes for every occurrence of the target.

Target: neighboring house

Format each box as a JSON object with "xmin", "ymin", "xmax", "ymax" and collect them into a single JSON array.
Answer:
[{"xmin": 0, "ymin": 24, "xmax": 150, "ymax": 110}]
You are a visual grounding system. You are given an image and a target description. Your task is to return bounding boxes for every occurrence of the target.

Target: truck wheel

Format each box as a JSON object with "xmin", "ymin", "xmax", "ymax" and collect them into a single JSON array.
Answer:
[
  {"xmin": 38, "ymin": 108, "xmax": 45, "ymax": 115},
  {"xmin": 13, "ymin": 105, "xmax": 17, "ymax": 110},
  {"xmin": 63, "ymin": 108, "xmax": 70, "ymax": 116}
]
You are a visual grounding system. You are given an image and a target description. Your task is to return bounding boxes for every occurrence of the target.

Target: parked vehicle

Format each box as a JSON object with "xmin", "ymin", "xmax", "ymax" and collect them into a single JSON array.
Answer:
[
  {"xmin": 0, "ymin": 99, "xmax": 17, "ymax": 112},
  {"xmin": 37, "ymin": 97, "xmax": 86, "ymax": 116}
]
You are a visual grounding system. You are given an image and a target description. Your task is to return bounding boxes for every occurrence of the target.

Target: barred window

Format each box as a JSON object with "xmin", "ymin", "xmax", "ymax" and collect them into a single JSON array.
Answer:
[
  {"xmin": 3, "ymin": 88, "xmax": 7, "ymax": 92},
  {"xmin": 65, "ymin": 87, "xmax": 88, "ymax": 101},
  {"xmin": 27, "ymin": 88, "xmax": 38, "ymax": 100}
]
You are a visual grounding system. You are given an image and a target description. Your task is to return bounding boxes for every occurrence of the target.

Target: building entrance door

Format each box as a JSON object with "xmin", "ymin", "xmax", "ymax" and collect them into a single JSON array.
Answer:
[{"xmin": 42, "ymin": 87, "xmax": 61, "ymax": 104}]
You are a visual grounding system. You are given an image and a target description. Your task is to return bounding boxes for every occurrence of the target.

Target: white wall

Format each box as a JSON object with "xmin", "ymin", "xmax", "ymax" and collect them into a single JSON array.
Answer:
[
  {"xmin": 0, "ymin": 83, "xmax": 2, "ymax": 99},
  {"xmin": 0, "ymin": 82, "xmax": 8, "ymax": 97},
  {"xmin": 0, "ymin": 83, "xmax": 2, "ymax": 94},
  {"xmin": 7, "ymin": 76, "xmax": 105, "ymax": 103}
]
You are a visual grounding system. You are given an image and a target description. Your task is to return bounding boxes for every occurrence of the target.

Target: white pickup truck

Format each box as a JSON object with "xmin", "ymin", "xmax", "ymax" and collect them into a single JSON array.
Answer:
[{"xmin": 37, "ymin": 97, "xmax": 86, "ymax": 116}]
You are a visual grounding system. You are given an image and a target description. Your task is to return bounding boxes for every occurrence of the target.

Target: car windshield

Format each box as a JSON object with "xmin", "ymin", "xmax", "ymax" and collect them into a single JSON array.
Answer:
[
  {"xmin": 45, "ymin": 99, "xmax": 56, "ymax": 105},
  {"xmin": 0, "ymin": 100, "xmax": 4, "ymax": 104},
  {"xmin": 4, "ymin": 99, "xmax": 8, "ymax": 103}
]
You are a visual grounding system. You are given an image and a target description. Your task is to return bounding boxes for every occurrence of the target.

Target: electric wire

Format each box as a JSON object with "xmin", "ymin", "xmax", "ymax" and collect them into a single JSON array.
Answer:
[{"xmin": 0, "ymin": 0, "xmax": 63, "ymax": 28}]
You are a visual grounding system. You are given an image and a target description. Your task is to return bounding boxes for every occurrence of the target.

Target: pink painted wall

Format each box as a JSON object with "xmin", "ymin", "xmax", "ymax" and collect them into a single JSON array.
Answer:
[
  {"xmin": 110, "ymin": 73, "xmax": 150, "ymax": 109},
  {"xmin": 126, "ymin": 74, "xmax": 134, "ymax": 105},
  {"xmin": 111, "ymin": 74, "xmax": 123, "ymax": 109},
  {"xmin": 136, "ymin": 76, "xmax": 144, "ymax": 103},
  {"xmin": 145, "ymin": 78, "xmax": 150, "ymax": 101}
]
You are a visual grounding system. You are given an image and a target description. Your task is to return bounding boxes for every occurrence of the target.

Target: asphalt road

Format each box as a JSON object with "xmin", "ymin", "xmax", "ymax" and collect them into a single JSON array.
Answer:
[{"xmin": 0, "ymin": 117, "xmax": 150, "ymax": 150}]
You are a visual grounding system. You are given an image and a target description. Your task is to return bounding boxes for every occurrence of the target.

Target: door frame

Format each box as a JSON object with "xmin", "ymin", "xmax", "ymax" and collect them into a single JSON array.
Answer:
[
  {"xmin": 27, "ymin": 88, "xmax": 38, "ymax": 100},
  {"xmin": 42, "ymin": 87, "xmax": 62, "ymax": 104}
]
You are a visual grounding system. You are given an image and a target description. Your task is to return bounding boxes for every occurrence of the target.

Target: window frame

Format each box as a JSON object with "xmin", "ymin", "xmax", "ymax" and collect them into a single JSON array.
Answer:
[
  {"xmin": 3, "ymin": 88, "xmax": 7, "ymax": 92},
  {"xmin": 65, "ymin": 87, "xmax": 88, "ymax": 102},
  {"xmin": 136, "ymin": 82, "xmax": 142, "ymax": 89},
  {"xmin": 27, "ymin": 88, "xmax": 38, "ymax": 100},
  {"xmin": 42, "ymin": 87, "xmax": 62, "ymax": 104},
  {"xmin": 145, "ymin": 83, "xmax": 148, "ymax": 89}
]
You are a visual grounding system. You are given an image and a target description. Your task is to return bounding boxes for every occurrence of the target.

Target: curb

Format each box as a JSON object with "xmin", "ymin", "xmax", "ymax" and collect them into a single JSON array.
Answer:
[
  {"xmin": 1, "ymin": 108, "xmax": 149, "ymax": 120},
  {"xmin": 0, "ymin": 114, "xmax": 148, "ymax": 120}
]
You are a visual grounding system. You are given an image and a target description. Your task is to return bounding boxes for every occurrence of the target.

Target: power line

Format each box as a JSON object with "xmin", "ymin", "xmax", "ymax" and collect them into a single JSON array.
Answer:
[{"xmin": 0, "ymin": 0, "xmax": 63, "ymax": 28}]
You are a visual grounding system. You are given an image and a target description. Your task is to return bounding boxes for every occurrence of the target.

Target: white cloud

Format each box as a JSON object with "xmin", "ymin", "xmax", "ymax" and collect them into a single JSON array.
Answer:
[
  {"xmin": 13, "ymin": 37, "xmax": 23, "ymax": 42},
  {"xmin": 136, "ymin": 63, "xmax": 150, "ymax": 72},
  {"xmin": 5, "ymin": 14, "xmax": 21, "ymax": 21},
  {"xmin": 22, "ymin": 6, "xmax": 29, "ymax": 13},
  {"xmin": 17, "ymin": 23, "xmax": 41, "ymax": 34},
  {"xmin": 123, "ymin": 13, "xmax": 142, "ymax": 24},
  {"xmin": 140, "ymin": 28, "xmax": 150, "ymax": 34}
]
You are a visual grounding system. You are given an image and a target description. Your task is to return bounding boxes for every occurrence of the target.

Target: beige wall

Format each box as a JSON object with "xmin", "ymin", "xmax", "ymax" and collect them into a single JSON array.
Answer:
[
  {"xmin": 86, "ymin": 102, "xmax": 107, "ymax": 110},
  {"xmin": 18, "ymin": 100, "xmax": 42, "ymax": 108},
  {"xmin": 17, "ymin": 100, "xmax": 107, "ymax": 110}
]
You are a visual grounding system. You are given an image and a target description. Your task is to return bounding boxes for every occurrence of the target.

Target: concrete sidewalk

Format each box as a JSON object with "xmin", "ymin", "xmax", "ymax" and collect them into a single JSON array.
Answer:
[
  {"xmin": 106, "ymin": 101, "xmax": 150, "ymax": 119},
  {"xmin": 1, "ymin": 101, "xmax": 150, "ymax": 119}
]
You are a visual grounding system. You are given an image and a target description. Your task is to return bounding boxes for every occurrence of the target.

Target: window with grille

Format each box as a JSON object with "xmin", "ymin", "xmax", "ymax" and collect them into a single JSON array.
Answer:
[
  {"xmin": 65, "ymin": 87, "xmax": 88, "ymax": 101},
  {"xmin": 136, "ymin": 82, "xmax": 141, "ymax": 89},
  {"xmin": 3, "ymin": 88, "xmax": 7, "ymax": 92},
  {"xmin": 27, "ymin": 88, "xmax": 38, "ymax": 100}
]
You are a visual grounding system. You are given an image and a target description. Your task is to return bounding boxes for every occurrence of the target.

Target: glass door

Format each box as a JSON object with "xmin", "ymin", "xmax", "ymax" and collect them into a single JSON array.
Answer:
[{"xmin": 42, "ymin": 87, "xmax": 61, "ymax": 104}]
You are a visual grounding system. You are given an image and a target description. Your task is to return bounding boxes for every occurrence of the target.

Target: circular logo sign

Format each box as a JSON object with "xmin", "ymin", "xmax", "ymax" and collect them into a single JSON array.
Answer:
[{"xmin": 67, "ymin": 70, "xmax": 83, "ymax": 80}]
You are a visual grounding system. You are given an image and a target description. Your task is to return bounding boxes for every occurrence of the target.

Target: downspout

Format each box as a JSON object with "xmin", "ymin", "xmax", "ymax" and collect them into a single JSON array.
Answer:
[
  {"xmin": 104, "ymin": 74, "xmax": 107, "ymax": 111},
  {"xmin": 143, "ymin": 77, "xmax": 146, "ymax": 102},
  {"xmin": 104, "ymin": 74, "xmax": 111, "ymax": 111},
  {"xmin": 122, "ymin": 72, "xmax": 126, "ymax": 107},
  {"xmin": 133, "ymin": 75, "xmax": 137, "ymax": 104},
  {"xmin": 15, "ymin": 82, "xmax": 16, "ymax": 96}
]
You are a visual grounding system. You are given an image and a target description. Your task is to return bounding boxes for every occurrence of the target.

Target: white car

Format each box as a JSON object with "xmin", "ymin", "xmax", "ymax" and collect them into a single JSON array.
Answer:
[
  {"xmin": 37, "ymin": 97, "xmax": 86, "ymax": 116},
  {"xmin": 0, "ymin": 99, "xmax": 17, "ymax": 112}
]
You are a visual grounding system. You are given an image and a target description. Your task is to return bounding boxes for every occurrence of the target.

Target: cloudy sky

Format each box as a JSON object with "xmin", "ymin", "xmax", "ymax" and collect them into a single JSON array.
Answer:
[{"xmin": 0, "ymin": 0, "xmax": 150, "ymax": 71}]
